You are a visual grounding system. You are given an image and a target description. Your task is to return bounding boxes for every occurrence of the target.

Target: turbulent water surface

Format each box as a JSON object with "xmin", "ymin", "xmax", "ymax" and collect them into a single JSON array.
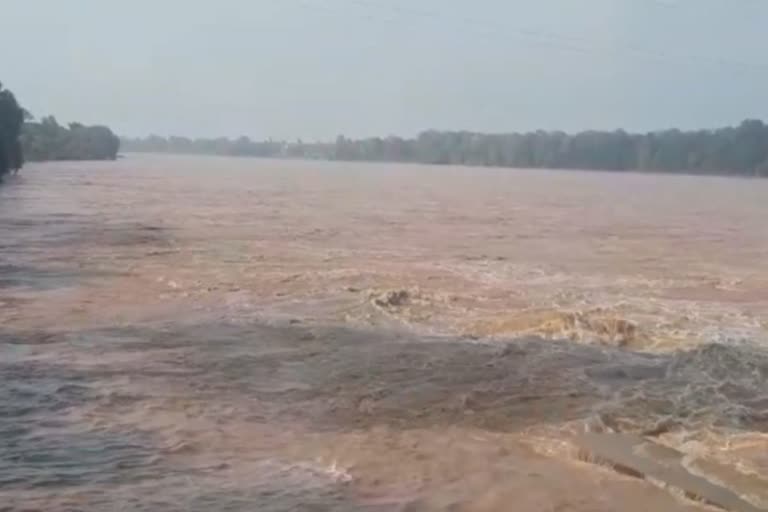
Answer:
[{"xmin": 1, "ymin": 155, "xmax": 767, "ymax": 511}]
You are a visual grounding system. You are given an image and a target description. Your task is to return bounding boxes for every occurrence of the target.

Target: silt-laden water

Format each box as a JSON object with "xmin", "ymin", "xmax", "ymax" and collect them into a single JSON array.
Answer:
[{"xmin": 1, "ymin": 156, "xmax": 767, "ymax": 511}]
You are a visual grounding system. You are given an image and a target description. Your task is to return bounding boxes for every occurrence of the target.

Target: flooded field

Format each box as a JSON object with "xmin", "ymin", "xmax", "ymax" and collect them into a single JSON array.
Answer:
[{"xmin": 1, "ymin": 155, "xmax": 767, "ymax": 511}]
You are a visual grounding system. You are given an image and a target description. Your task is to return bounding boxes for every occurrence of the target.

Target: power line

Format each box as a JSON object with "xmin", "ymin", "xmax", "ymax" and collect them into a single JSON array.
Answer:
[
  {"xmin": 353, "ymin": 0, "xmax": 768, "ymax": 72},
  {"xmin": 287, "ymin": 0, "xmax": 768, "ymax": 74},
  {"xmin": 284, "ymin": 0, "xmax": 631, "ymax": 80}
]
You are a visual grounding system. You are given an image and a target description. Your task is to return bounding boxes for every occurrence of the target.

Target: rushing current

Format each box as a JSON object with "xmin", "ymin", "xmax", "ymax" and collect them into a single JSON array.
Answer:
[{"xmin": 1, "ymin": 155, "xmax": 767, "ymax": 511}]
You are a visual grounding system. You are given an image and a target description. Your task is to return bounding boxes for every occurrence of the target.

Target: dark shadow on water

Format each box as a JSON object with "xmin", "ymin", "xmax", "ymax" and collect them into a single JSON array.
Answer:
[
  {"xmin": 0, "ymin": 219, "xmax": 172, "ymax": 251},
  {"xmin": 7, "ymin": 322, "xmax": 764, "ymax": 435},
  {"xmin": 0, "ymin": 355, "xmax": 163, "ymax": 493},
  {"xmin": 134, "ymin": 322, "xmax": 765, "ymax": 434},
  {"xmin": 1, "ymin": 322, "xmax": 766, "ymax": 509},
  {"xmin": 0, "ymin": 210, "xmax": 171, "ymax": 293},
  {"xmin": 0, "ymin": 427, "xmax": 161, "ymax": 489},
  {"xmin": 0, "ymin": 263, "xmax": 85, "ymax": 291}
]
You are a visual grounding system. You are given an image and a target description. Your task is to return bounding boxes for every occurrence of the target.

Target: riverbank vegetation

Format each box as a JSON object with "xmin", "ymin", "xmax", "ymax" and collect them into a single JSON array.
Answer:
[
  {"xmin": 0, "ymin": 82, "xmax": 120, "ymax": 179},
  {"xmin": 123, "ymin": 120, "xmax": 768, "ymax": 177},
  {"xmin": 0, "ymin": 83, "xmax": 24, "ymax": 179},
  {"xmin": 22, "ymin": 117, "xmax": 120, "ymax": 162}
]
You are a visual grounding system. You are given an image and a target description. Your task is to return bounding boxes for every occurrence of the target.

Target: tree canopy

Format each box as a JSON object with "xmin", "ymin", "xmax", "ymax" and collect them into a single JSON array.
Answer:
[
  {"xmin": 0, "ymin": 82, "xmax": 121, "ymax": 179},
  {"xmin": 0, "ymin": 82, "xmax": 25, "ymax": 179},
  {"xmin": 21, "ymin": 116, "xmax": 120, "ymax": 162},
  {"xmin": 123, "ymin": 121, "xmax": 768, "ymax": 177}
]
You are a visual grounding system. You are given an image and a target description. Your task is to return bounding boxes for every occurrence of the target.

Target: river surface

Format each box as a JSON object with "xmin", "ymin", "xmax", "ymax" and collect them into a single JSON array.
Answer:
[{"xmin": 1, "ymin": 155, "xmax": 767, "ymax": 511}]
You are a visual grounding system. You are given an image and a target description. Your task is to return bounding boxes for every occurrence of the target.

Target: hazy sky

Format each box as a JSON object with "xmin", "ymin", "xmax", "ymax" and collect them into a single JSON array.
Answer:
[{"xmin": 2, "ymin": 0, "xmax": 767, "ymax": 139}]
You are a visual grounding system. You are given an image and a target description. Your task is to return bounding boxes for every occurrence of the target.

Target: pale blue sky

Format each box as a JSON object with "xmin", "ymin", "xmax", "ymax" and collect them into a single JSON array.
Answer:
[{"xmin": 2, "ymin": 0, "xmax": 767, "ymax": 139}]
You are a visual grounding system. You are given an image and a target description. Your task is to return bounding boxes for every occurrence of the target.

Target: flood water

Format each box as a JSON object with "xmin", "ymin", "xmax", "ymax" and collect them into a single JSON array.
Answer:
[{"xmin": 1, "ymin": 155, "xmax": 767, "ymax": 511}]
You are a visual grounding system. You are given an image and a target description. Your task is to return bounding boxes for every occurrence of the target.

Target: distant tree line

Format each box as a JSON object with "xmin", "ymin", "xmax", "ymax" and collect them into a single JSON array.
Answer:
[
  {"xmin": 0, "ymin": 82, "xmax": 24, "ymax": 179},
  {"xmin": 22, "ymin": 116, "xmax": 120, "ymax": 162},
  {"xmin": 121, "ymin": 134, "xmax": 292, "ymax": 159},
  {"xmin": 0, "ymin": 82, "xmax": 120, "ymax": 180},
  {"xmin": 122, "ymin": 120, "xmax": 768, "ymax": 176}
]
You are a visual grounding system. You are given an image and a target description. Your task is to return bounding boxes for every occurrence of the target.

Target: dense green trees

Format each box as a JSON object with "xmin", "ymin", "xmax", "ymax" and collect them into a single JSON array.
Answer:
[
  {"xmin": 123, "ymin": 120, "xmax": 768, "ymax": 177},
  {"xmin": 0, "ymin": 82, "xmax": 25, "ymax": 179},
  {"xmin": 122, "ymin": 134, "xmax": 287, "ymax": 158},
  {"xmin": 0, "ymin": 82, "xmax": 120, "ymax": 178},
  {"xmin": 21, "ymin": 116, "xmax": 120, "ymax": 162},
  {"xmin": 327, "ymin": 122, "xmax": 768, "ymax": 175}
]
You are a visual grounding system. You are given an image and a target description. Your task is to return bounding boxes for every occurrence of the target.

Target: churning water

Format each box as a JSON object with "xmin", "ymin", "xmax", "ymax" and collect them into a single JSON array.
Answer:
[{"xmin": 1, "ymin": 156, "xmax": 767, "ymax": 511}]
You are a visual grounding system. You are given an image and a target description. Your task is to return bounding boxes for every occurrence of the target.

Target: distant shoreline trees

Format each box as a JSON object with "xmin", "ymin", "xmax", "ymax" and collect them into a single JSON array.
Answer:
[
  {"xmin": 0, "ymin": 82, "xmax": 25, "ymax": 179},
  {"xmin": 0, "ymin": 82, "xmax": 120, "ymax": 180},
  {"xmin": 22, "ymin": 116, "xmax": 120, "ymax": 162},
  {"xmin": 122, "ymin": 120, "xmax": 768, "ymax": 177}
]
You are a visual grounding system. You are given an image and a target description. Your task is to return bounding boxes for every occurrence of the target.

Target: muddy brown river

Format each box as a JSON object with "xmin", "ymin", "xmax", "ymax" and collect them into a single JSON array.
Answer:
[{"xmin": 1, "ymin": 155, "xmax": 767, "ymax": 511}]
